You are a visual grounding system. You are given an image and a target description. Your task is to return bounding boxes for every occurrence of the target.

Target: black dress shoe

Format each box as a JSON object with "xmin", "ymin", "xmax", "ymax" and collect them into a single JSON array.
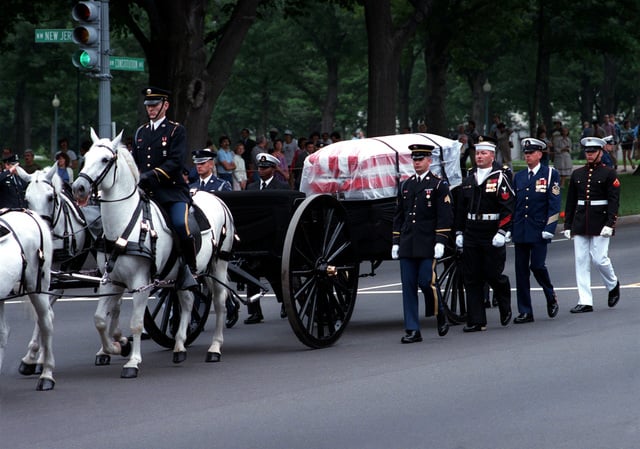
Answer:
[
  {"xmin": 226, "ymin": 307, "xmax": 239, "ymax": 329},
  {"xmin": 500, "ymin": 309, "xmax": 512, "ymax": 326},
  {"xmin": 513, "ymin": 313, "xmax": 534, "ymax": 324},
  {"xmin": 436, "ymin": 314, "xmax": 449, "ymax": 337},
  {"xmin": 244, "ymin": 313, "xmax": 264, "ymax": 324},
  {"xmin": 608, "ymin": 281, "xmax": 620, "ymax": 308},
  {"xmin": 401, "ymin": 330, "xmax": 423, "ymax": 343},
  {"xmin": 547, "ymin": 297, "xmax": 559, "ymax": 318},
  {"xmin": 462, "ymin": 324, "xmax": 487, "ymax": 333},
  {"xmin": 570, "ymin": 304, "xmax": 593, "ymax": 313},
  {"xmin": 280, "ymin": 303, "xmax": 287, "ymax": 318}
]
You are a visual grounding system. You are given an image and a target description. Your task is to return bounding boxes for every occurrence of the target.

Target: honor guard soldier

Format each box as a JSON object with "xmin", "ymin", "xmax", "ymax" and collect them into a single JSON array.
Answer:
[
  {"xmin": 243, "ymin": 152, "xmax": 291, "ymax": 325},
  {"xmin": 563, "ymin": 137, "xmax": 621, "ymax": 313},
  {"xmin": 189, "ymin": 149, "xmax": 232, "ymax": 193},
  {"xmin": 455, "ymin": 137, "xmax": 514, "ymax": 332},
  {"xmin": 512, "ymin": 138, "xmax": 560, "ymax": 323},
  {"xmin": 392, "ymin": 143, "xmax": 453, "ymax": 343},
  {"xmin": 132, "ymin": 87, "xmax": 197, "ymax": 290}
]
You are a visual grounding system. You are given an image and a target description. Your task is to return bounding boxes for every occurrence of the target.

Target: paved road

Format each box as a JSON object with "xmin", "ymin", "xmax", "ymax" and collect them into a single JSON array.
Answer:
[{"xmin": 1, "ymin": 226, "xmax": 638, "ymax": 449}]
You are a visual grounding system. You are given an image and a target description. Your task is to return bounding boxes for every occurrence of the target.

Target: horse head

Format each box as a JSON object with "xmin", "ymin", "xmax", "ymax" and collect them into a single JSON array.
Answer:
[
  {"xmin": 24, "ymin": 166, "xmax": 61, "ymax": 224},
  {"xmin": 72, "ymin": 128, "xmax": 129, "ymax": 206}
]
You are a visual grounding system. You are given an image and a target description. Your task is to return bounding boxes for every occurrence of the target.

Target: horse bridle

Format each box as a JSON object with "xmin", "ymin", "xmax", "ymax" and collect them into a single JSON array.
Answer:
[{"xmin": 77, "ymin": 143, "xmax": 137, "ymax": 203}]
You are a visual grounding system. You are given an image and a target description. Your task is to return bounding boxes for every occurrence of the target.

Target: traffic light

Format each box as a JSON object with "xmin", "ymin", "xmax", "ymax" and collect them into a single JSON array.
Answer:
[{"xmin": 71, "ymin": 1, "xmax": 101, "ymax": 71}]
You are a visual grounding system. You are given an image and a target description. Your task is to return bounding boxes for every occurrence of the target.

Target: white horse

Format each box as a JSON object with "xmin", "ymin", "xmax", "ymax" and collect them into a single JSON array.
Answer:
[
  {"xmin": 19, "ymin": 166, "xmax": 98, "ymax": 376},
  {"xmin": 0, "ymin": 209, "xmax": 55, "ymax": 390},
  {"xmin": 72, "ymin": 129, "xmax": 234, "ymax": 378}
]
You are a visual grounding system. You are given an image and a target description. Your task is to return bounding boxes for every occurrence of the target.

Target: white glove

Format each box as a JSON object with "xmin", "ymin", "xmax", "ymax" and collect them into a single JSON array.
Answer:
[
  {"xmin": 542, "ymin": 231, "xmax": 554, "ymax": 240},
  {"xmin": 563, "ymin": 230, "xmax": 571, "ymax": 240},
  {"xmin": 391, "ymin": 244, "xmax": 399, "ymax": 260},
  {"xmin": 434, "ymin": 243, "xmax": 445, "ymax": 259},
  {"xmin": 504, "ymin": 231, "xmax": 512, "ymax": 244},
  {"xmin": 600, "ymin": 226, "xmax": 613, "ymax": 237},
  {"xmin": 455, "ymin": 234, "xmax": 464, "ymax": 248},
  {"xmin": 492, "ymin": 232, "xmax": 506, "ymax": 247}
]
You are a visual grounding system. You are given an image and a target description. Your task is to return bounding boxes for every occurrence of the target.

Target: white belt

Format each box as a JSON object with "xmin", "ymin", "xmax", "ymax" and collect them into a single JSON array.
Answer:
[
  {"xmin": 577, "ymin": 200, "xmax": 608, "ymax": 206},
  {"xmin": 467, "ymin": 213, "xmax": 499, "ymax": 220}
]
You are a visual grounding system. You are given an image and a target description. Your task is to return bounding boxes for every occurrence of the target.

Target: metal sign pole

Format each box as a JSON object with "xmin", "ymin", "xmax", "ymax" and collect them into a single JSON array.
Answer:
[{"xmin": 98, "ymin": 0, "xmax": 111, "ymax": 138}]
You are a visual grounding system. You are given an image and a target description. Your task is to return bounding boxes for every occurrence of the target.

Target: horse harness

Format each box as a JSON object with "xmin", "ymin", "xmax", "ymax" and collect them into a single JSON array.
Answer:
[
  {"xmin": 95, "ymin": 195, "xmax": 233, "ymax": 288},
  {"xmin": 0, "ymin": 208, "xmax": 48, "ymax": 296},
  {"xmin": 39, "ymin": 179, "xmax": 91, "ymax": 266}
]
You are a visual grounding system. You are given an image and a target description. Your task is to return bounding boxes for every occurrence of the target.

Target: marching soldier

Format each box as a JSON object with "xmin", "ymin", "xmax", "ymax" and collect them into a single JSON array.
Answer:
[
  {"xmin": 455, "ymin": 138, "xmax": 514, "ymax": 332},
  {"xmin": 132, "ymin": 87, "xmax": 197, "ymax": 290},
  {"xmin": 512, "ymin": 138, "xmax": 561, "ymax": 323},
  {"xmin": 564, "ymin": 137, "xmax": 621, "ymax": 313},
  {"xmin": 392, "ymin": 144, "xmax": 453, "ymax": 343}
]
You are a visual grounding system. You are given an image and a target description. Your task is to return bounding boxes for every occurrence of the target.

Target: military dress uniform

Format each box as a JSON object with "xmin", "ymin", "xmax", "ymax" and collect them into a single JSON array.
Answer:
[
  {"xmin": 0, "ymin": 154, "xmax": 27, "ymax": 209},
  {"xmin": 455, "ymin": 156, "xmax": 514, "ymax": 330},
  {"xmin": 132, "ymin": 87, "xmax": 197, "ymax": 288},
  {"xmin": 132, "ymin": 117, "xmax": 190, "ymax": 205},
  {"xmin": 189, "ymin": 149, "xmax": 232, "ymax": 193},
  {"xmin": 393, "ymin": 145, "xmax": 453, "ymax": 342},
  {"xmin": 564, "ymin": 137, "xmax": 621, "ymax": 312},
  {"xmin": 512, "ymin": 138, "xmax": 561, "ymax": 322}
]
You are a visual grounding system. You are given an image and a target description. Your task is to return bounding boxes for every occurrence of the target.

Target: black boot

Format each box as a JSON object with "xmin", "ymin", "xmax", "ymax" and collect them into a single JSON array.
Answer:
[{"xmin": 178, "ymin": 236, "xmax": 198, "ymax": 291}]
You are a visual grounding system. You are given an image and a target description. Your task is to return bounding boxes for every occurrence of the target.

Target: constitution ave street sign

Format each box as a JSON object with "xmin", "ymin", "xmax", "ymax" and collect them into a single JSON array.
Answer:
[
  {"xmin": 109, "ymin": 56, "xmax": 145, "ymax": 72},
  {"xmin": 35, "ymin": 29, "xmax": 73, "ymax": 43}
]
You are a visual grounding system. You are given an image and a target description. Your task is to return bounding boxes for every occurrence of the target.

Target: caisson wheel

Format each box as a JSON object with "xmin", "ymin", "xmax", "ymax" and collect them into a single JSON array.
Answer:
[
  {"xmin": 435, "ymin": 249, "xmax": 467, "ymax": 325},
  {"xmin": 144, "ymin": 283, "xmax": 211, "ymax": 348},
  {"xmin": 281, "ymin": 195, "xmax": 359, "ymax": 348}
]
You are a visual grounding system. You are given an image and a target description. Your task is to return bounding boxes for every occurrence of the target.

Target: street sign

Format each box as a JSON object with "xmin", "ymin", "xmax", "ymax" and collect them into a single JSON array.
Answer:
[
  {"xmin": 109, "ymin": 56, "xmax": 145, "ymax": 72},
  {"xmin": 35, "ymin": 29, "xmax": 73, "ymax": 43}
]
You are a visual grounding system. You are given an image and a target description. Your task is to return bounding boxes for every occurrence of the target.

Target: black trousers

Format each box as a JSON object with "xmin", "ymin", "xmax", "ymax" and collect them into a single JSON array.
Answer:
[{"xmin": 462, "ymin": 244, "xmax": 511, "ymax": 326}]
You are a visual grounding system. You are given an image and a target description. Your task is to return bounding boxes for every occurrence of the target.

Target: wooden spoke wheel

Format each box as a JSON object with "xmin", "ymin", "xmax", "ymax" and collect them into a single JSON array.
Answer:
[
  {"xmin": 435, "ymin": 249, "xmax": 467, "ymax": 325},
  {"xmin": 143, "ymin": 283, "xmax": 211, "ymax": 349},
  {"xmin": 282, "ymin": 195, "xmax": 359, "ymax": 349}
]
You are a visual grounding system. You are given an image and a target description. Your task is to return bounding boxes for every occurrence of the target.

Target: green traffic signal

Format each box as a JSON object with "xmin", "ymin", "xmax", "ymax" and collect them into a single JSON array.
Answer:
[{"xmin": 72, "ymin": 49, "xmax": 99, "ymax": 69}]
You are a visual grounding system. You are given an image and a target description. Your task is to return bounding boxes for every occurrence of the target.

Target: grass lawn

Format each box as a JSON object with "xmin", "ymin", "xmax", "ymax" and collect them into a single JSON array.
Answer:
[{"xmin": 511, "ymin": 161, "xmax": 640, "ymax": 218}]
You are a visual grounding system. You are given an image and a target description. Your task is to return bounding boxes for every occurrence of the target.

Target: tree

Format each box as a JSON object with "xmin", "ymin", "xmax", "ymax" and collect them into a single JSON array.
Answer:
[
  {"xmin": 361, "ymin": 0, "xmax": 426, "ymax": 137},
  {"xmin": 113, "ymin": 0, "xmax": 262, "ymax": 152}
]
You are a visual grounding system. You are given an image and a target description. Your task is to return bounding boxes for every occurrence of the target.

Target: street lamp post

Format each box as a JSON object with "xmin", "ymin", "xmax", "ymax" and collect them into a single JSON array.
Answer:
[
  {"xmin": 483, "ymin": 79, "xmax": 492, "ymax": 135},
  {"xmin": 52, "ymin": 94, "xmax": 61, "ymax": 159}
]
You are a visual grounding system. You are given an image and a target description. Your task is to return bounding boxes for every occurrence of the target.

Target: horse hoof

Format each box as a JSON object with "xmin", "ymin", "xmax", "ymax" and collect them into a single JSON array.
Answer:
[
  {"xmin": 95, "ymin": 354, "xmax": 111, "ymax": 366},
  {"xmin": 34, "ymin": 363, "xmax": 43, "ymax": 375},
  {"xmin": 36, "ymin": 378, "xmax": 55, "ymax": 391},
  {"xmin": 120, "ymin": 367, "xmax": 139, "ymax": 378},
  {"xmin": 119, "ymin": 339, "xmax": 132, "ymax": 358},
  {"xmin": 205, "ymin": 352, "xmax": 221, "ymax": 363},
  {"xmin": 173, "ymin": 351, "xmax": 187, "ymax": 364},
  {"xmin": 18, "ymin": 362, "xmax": 37, "ymax": 376}
]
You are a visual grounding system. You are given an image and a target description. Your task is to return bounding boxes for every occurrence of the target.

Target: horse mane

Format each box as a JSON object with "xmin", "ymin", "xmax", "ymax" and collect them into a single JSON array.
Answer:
[{"xmin": 116, "ymin": 142, "xmax": 140, "ymax": 184}]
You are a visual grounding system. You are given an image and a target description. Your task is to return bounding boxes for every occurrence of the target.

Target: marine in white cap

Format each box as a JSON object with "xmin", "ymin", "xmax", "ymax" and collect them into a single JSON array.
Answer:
[{"xmin": 563, "ymin": 136, "xmax": 621, "ymax": 313}]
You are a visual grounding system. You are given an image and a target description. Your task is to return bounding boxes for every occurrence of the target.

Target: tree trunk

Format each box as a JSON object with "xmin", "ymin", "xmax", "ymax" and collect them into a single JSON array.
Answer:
[
  {"xmin": 538, "ymin": 48, "xmax": 552, "ymax": 132},
  {"xmin": 424, "ymin": 39, "xmax": 449, "ymax": 136},
  {"xmin": 398, "ymin": 46, "xmax": 417, "ymax": 132},
  {"xmin": 131, "ymin": 0, "xmax": 260, "ymax": 159},
  {"xmin": 321, "ymin": 56, "xmax": 339, "ymax": 134},
  {"xmin": 363, "ymin": 0, "xmax": 422, "ymax": 137},
  {"xmin": 600, "ymin": 54, "xmax": 618, "ymax": 116},
  {"xmin": 14, "ymin": 79, "xmax": 31, "ymax": 155},
  {"xmin": 580, "ymin": 70, "xmax": 594, "ymax": 122}
]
